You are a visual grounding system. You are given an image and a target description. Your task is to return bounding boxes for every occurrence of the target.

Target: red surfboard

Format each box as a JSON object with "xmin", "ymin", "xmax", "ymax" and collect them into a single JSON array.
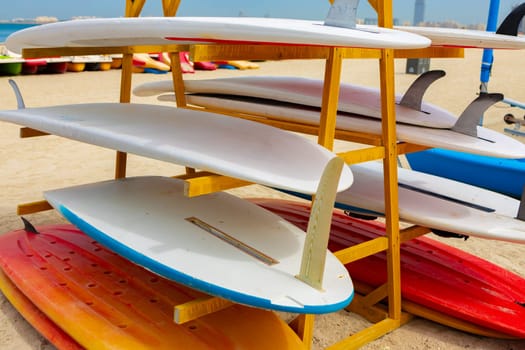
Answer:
[
  {"xmin": 0, "ymin": 224, "xmax": 305, "ymax": 350},
  {"xmin": 252, "ymin": 199, "xmax": 525, "ymax": 339}
]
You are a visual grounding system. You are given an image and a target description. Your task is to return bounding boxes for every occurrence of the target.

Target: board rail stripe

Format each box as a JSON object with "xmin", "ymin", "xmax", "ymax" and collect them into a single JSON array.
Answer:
[{"xmin": 398, "ymin": 182, "xmax": 495, "ymax": 213}]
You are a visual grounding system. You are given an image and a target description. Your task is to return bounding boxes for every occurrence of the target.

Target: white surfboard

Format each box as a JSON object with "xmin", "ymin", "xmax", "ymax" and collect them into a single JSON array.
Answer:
[
  {"xmin": 5, "ymin": 17, "xmax": 430, "ymax": 55},
  {"xmin": 0, "ymin": 103, "xmax": 353, "ymax": 194},
  {"xmin": 134, "ymin": 77, "xmax": 457, "ymax": 129},
  {"xmin": 153, "ymin": 93, "xmax": 525, "ymax": 159},
  {"xmin": 396, "ymin": 26, "xmax": 525, "ymax": 49},
  {"xmin": 43, "ymin": 176, "xmax": 354, "ymax": 313},
  {"xmin": 335, "ymin": 161, "xmax": 525, "ymax": 244}
]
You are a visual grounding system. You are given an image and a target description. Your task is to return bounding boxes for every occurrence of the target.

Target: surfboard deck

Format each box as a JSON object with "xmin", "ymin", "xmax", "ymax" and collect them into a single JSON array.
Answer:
[
  {"xmin": 397, "ymin": 25, "xmax": 525, "ymax": 49},
  {"xmin": 43, "ymin": 176, "xmax": 354, "ymax": 314},
  {"xmin": 337, "ymin": 161, "xmax": 525, "ymax": 243},
  {"xmin": 133, "ymin": 76, "xmax": 458, "ymax": 129},
  {"xmin": 405, "ymin": 148, "xmax": 525, "ymax": 200},
  {"xmin": 167, "ymin": 93, "xmax": 525, "ymax": 159},
  {"xmin": 0, "ymin": 223, "xmax": 306, "ymax": 349},
  {"xmin": 0, "ymin": 102, "xmax": 352, "ymax": 195},
  {"xmin": 5, "ymin": 17, "xmax": 431, "ymax": 54},
  {"xmin": 252, "ymin": 198, "xmax": 525, "ymax": 339}
]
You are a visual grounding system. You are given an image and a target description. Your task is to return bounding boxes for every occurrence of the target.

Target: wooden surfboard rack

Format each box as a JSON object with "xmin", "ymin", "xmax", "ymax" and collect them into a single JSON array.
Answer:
[{"xmin": 12, "ymin": 0, "xmax": 468, "ymax": 349}]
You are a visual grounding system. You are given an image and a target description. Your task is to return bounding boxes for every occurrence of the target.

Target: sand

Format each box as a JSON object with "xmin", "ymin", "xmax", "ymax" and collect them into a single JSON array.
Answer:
[{"xmin": 0, "ymin": 49, "xmax": 524, "ymax": 349}]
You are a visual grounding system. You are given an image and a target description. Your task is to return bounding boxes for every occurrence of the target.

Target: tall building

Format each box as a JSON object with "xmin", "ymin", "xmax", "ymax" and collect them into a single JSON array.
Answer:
[{"xmin": 413, "ymin": 0, "xmax": 425, "ymax": 25}]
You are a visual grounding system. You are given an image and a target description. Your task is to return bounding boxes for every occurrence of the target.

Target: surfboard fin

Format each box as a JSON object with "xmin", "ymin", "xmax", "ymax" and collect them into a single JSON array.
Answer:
[
  {"xmin": 496, "ymin": 3, "xmax": 525, "ymax": 36},
  {"xmin": 324, "ymin": 0, "xmax": 359, "ymax": 29},
  {"xmin": 431, "ymin": 229, "xmax": 469, "ymax": 241},
  {"xmin": 344, "ymin": 211, "xmax": 378, "ymax": 221},
  {"xmin": 297, "ymin": 156, "xmax": 344, "ymax": 290},
  {"xmin": 451, "ymin": 93, "xmax": 504, "ymax": 137},
  {"xmin": 21, "ymin": 217, "xmax": 39, "ymax": 234},
  {"xmin": 399, "ymin": 70, "xmax": 446, "ymax": 111},
  {"xmin": 8, "ymin": 79, "xmax": 26, "ymax": 109}
]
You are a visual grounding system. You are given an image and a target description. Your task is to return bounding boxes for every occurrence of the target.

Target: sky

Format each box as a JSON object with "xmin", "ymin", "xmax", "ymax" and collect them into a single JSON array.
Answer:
[{"xmin": 0, "ymin": 0, "xmax": 521, "ymax": 26}]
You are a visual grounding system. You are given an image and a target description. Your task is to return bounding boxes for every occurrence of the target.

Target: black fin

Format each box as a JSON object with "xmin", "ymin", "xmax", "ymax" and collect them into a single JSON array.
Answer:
[
  {"xmin": 399, "ymin": 70, "xmax": 446, "ymax": 111},
  {"xmin": 497, "ymin": 3, "xmax": 525, "ymax": 36},
  {"xmin": 432, "ymin": 229, "xmax": 469, "ymax": 241},
  {"xmin": 451, "ymin": 93, "xmax": 504, "ymax": 137},
  {"xmin": 344, "ymin": 211, "xmax": 378, "ymax": 221},
  {"xmin": 324, "ymin": 0, "xmax": 360, "ymax": 29},
  {"xmin": 8, "ymin": 79, "xmax": 26, "ymax": 109},
  {"xmin": 21, "ymin": 217, "xmax": 39, "ymax": 234}
]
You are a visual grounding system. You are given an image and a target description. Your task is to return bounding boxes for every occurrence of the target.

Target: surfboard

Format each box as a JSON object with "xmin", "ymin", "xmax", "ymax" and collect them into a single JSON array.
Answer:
[
  {"xmin": 133, "ymin": 75, "xmax": 458, "ymax": 129},
  {"xmin": 0, "ymin": 223, "xmax": 306, "ymax": 349},
  {"xmin": 281, "ymin": 160, "xmax": 525, "ymax": 243},
  {"xmin": 43, "ymin": 176, "xmax": 354, "ymax": 314},
  {"xmin": 336, "ymin": 161, "xmax": 525, "ymax": 243},
  {"xmin": 133, "ymin": 53, "xmax": 171, "ymax": 72},
  {"xmin": 253, "ymin": 198, "xmax": 525, "ymax": 339},
  {"xmin": 396, "ymin": 25, "xmax": 525, "ymax": 49},
  {"xmin": 0, "ymin": 102, "xmax": 352, "ymax": 195},
  {"xmin": 158, "ymin": 93, "xmax": 525, "ymax": 159},
  {"xmin": 405, "ymin": 148, "xmax": 525, "ymax": 200},
  {"xmin": 132, "ymin": 73, "xmax": 525, "ymax": 158},
  {"xmin": 5, "ymin": 16, "xmax": 431, "ymax": 55}
]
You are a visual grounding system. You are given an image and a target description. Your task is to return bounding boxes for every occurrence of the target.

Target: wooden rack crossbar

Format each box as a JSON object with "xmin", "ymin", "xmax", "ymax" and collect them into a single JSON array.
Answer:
[
  {"xmin": 174, "ymin": 296, "xmax": 233, "ymax": 324},
  {"xmin": 20, "ymin": 45, "xmax": 463, "ymax": 62}
]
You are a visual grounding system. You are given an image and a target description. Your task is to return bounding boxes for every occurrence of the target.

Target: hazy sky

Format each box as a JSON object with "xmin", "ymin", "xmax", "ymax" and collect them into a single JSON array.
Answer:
[{"xmin": 1, "ymin": 0, "xmax": 520, "ymax": 26}]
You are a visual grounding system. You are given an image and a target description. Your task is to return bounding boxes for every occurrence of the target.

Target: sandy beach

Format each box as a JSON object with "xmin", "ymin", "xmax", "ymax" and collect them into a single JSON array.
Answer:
[{"xmin": 1, "ymin": 49, "xmax": 525, "ymax": 349}]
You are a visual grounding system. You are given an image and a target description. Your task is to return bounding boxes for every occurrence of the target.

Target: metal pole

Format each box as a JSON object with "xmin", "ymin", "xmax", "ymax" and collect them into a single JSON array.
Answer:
[{"xmin": 480, "ymin": 0, "xmax": 500, "ymax": 93}]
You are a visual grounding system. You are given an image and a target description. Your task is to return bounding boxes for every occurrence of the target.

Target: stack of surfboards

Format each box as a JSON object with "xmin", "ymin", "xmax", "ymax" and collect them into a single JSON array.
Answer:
[
  {"xmin": 0, "ymin": 97, "xmax": 357, "ymax": 346},
  {"xmin": 133, "ymin": 73, "xmax": 525, "ymax": 159},
  {"xmin": 398, "ymin": 4, "xmax": 525, "ymax": 202},
  {"xmin": 134, "ymin": 74, "xmax": 525, "ymax": 244},
  {"xmin": 2, "ymin": 200, "xmax": 524, "ymax": 348},
  {"xmin": 4, "ymin": 5, "xmax": 525, "ymax": 348},
  {"xmin": 0, "ymin": 10, "xmax": 434, "ymax": 347}
]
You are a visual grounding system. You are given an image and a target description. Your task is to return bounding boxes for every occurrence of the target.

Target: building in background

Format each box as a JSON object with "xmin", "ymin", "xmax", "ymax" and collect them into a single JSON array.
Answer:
[{"xmin": 414, "ymin": 0, "xmax": 425, "ymax": 25}]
